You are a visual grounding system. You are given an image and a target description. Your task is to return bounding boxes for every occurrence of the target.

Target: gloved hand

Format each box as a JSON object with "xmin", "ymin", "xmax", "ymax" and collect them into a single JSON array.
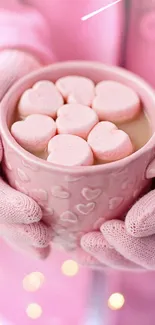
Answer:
[
  {"xmin": 0, "ymin": 50, "xmax": 52, "ymax": 259},
  {"xmin": 0, "ymin": 50, "xmax": 41, "ymax": 100},
  {"xmin": 80, "ymin": 187, "xmax": 155, "ymax": 270}
]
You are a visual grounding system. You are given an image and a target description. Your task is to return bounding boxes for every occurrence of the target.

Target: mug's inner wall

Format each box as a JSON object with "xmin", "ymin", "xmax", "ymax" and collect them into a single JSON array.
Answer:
[{"xmin": 6, "ymin": 62, "xmax": 155, "ymax": 158}]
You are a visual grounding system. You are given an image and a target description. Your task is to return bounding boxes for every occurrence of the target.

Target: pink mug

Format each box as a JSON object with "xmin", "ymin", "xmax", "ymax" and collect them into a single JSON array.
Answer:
[{"xmin": 1, "ymin": 61, "xmax": 155, "ymax": 251}]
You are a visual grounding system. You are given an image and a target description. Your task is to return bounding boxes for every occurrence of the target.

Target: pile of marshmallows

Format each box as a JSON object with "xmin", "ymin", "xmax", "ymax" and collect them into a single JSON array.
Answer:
[{"xmin": 11, "ymin": 76, "xmax": 141, "ymax": 167}]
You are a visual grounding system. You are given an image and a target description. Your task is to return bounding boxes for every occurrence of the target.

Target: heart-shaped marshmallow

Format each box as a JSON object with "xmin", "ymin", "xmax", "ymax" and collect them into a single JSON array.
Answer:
[
  {"xmin": 92, "ymin": 81, "xmax": 141, "ymax": 123},
  {"xmin": 56, "ymin": 76, "xmax": 95, "ymax": 106},
  {"xmin": 47, "ymin": 134, "xmax": 94, "ymax": 166},
  {"xmin": 87, "ymin": 121, "xmax": 133, "ymax": 162},
  {"xmin": 11, "ymin": 114, "xmax": 56, "ymax": 152},
  {"xmin": 56, "ymin": 104, "xmax": 98, "ymax": 139},
  {"xmin": 18, "ymin": 80, "xmax": 64, "ymax": 119}
]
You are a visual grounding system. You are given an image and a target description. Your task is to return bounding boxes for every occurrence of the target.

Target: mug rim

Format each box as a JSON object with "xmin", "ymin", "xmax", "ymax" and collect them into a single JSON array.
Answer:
[{"xmin": 0, "ymin": 60, "xmax": 155, "ymax": 175}]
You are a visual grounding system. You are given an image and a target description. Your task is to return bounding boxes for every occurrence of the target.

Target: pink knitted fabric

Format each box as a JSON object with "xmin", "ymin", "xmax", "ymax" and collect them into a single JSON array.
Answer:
[
  {"xmin": 0, "ymin": 183, "xmax": 41, "ymax": 224},
  {"xmin": 0, "ymin": 50, "xmax": 41, "ymax": 100},
  {"xmin": 102, "ymin": 220, "xmax": 155, "ymax": 270},
  {"xmin": 72, "ymin": 247, "xmax": 104, "ymax": 269},
  {"xmin": 0, "ymin": 177, "xmax": 52, "ymax": 254},
  {"xmin": 0, "ymin": 1, "xmax": 123, "ymax": 66},
  {"xmin": 5, "ymin": 239, "xmax": 51, "ymax": 260},
  {"xmin": 125, "ymin": 190, "xmax": 155, "ymax": 237},
  {"xmin": 81, "ymin": 232, "xmax": 142, "ymax": 270},
  {"xmin": 81, "ymin": 190, "xmax": 155, "ymax": 270},
  {"xmin": 0, "ymin": 6, "xmax": 53, "ymax": 64}
]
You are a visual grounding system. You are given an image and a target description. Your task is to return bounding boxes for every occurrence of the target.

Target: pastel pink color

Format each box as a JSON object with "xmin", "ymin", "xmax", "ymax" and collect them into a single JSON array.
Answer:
[
  {"xmin": 0, "ymin": 176, "xmax": 51, "ymax": 258},
  {"xmin": 47, "ymin": 134, "xmax": 94, "ymax": 166},
  {"xmin": 18, "ymin": 80, "xmax": 64, "ymax": 119},
  {"xmin": 11, "ymin": 114, "xmax": 56, "ymax": 152},
  {"xmin": 87, "ymin": 121, "xmax": 133, "ymax": 162},
  {"xmin": 80, "ymin": 188, "xmax": 155, "ymax": 270},
  {"xmin": 0, "ymin": 0, "xmax": 124, "ymax": 65},
  {"xmin": 56, "ymin": 76, "xmax": 95, "ymax": 106},
  {"xmin": 0, "ymin": 240, "xmax": 90, "ymax": 325},
  {"xmin": 1, "ymin": 1, "xmax": 155, "ymax": 323},
  {"xmin": 93, "ymin": 81, "xmax": 141, "ymax": 122},
  {"xmin": 1, "ymin": 62, "xmax": 155, "ymax": 247},
  {"xmin": 57, "ymin": 104, "xmax": 98, "ymax": 139},
  {"xmin": 0, "ymin": 50, "xmax": 41, "ymax": 102},
  {"xmin": 126, "ymin": 0, "xmax": 155, "ymax": 87}
]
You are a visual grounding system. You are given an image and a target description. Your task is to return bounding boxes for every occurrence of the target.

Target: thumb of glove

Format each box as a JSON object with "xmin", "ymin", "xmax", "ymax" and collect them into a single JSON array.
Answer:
[{"xmin": 0, "ymin": 50, "xmax": 41, "ymax": 100}]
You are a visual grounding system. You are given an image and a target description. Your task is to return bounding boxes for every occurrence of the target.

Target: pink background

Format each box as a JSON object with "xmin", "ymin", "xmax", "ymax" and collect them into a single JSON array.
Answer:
[
  {"xmin": 1, "ymin": 239, "xmax": 155, "ymax": 325},
  {"xmin": 0, "ymin": 241, "xmax": 90, "ymax": 325}
]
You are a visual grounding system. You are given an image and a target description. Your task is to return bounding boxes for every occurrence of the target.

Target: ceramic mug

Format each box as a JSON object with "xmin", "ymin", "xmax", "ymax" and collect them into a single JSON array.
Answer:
[{"xmin": 1, "ymin": 61, "xmax": 155, "ymax": 251}]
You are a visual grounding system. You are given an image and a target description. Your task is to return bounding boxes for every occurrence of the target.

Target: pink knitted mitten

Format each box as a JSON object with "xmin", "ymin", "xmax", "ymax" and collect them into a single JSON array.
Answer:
[{"xmin": 81, "ymin": 190, "xmax": 155, "ymax": 270}]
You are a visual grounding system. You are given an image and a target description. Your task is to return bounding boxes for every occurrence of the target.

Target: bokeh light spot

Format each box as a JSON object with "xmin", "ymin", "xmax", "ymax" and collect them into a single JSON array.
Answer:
[
  {"xmin": 26, "ymin": 303, "xmax": 42, "ymax": 319},
  {"xmin": 108, "ymin": 293, "xmax": 125, "ymax": 310},
  {"xmin": 61, "ymin": 260, "xmax": 79, "ymax": 276},
  {"xmin": 23, "ymin": 272, "xmax": 45, "ymax": 292}
]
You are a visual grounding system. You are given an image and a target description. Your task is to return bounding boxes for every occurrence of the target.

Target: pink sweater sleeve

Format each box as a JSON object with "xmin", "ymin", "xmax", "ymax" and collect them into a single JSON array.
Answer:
[{"xmin": 0, "ymin": 5, "xmax": 54, "ymax": 64}]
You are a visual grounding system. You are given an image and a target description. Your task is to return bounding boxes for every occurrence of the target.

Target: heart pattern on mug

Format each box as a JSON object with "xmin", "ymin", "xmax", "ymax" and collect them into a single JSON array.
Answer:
[
  {"xmin": 31, "ymin": 189, "xmax": 48, "ymax": 202},
  {"xmin": 17, "ymin": 168, "xmax": 30, "ymax": 182},
  {"xmin": 53, "ymin": 227, "xmax": 66, "ymax": 236},
  {"xmin": 60, "ymin": 211, "xmax": 78, "ymax": 223},
  {"xmin": 133, "ymin": 189, "xmax": 140, "ymax": 198},
  {"xmin": 109, "ymin": 197, "xmax": 123, "ymax": 210},
  {"xmin": 22, "ymin": 159, "xmax": 39, "ymax": 171},
  {"xmin": 121, "ymin": 178, "xmax": 136, "ymax": 191},
  {"xmin": 121, "ymin": 179, "xmax": 129, "ymax": 190},
  {"xmin": 51, "ymin": 186, "xmax": 70, "ymax": 199},
  {"xmin": 146, "ymin": 158, "xmax": 155, "ymax": 179},
  {"xmin": 43, "ymin": 207, "xmax": 54, "ymax": 215},
  {"xmin": 54, "ymin": 237, "xmax": 77, "ymax": 250},
  {"xmin": 4, "ymin": 159, "xmax": 12, "ymax": 171},
  {"xmin": 81, "ymin": 187, "xmax": 102, "ymax": 201},
  {"xmin": 93, "ymin": 217, "xmax": 105, "ymax": 230},
  {"xmin": 65, "ymin": 175, "xmax": 83, "ymax": 182},
  {"xmin": 76, "ymin": 202, "xmax": 95, "ymax": 215},
  {"xmin": 15, "ymin": 180, "xmax": 28, "ymax": 195}
]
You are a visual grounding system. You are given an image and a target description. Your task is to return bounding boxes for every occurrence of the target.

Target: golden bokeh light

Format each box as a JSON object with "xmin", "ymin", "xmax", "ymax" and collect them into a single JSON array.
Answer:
[
  {"xmin": 26, "ymin": 303, "xmax": 42, "ymax": 319},
  {"xmin": 108, "ymin": 293, "xmax": 125, "ymax": 310},
  {"xmin": 23, "ymin": 272, "xmax": 45, "ymax": 292},
  {"xmin": 61, "ymin": 260, "xmax": 79, "ymax": 276}
]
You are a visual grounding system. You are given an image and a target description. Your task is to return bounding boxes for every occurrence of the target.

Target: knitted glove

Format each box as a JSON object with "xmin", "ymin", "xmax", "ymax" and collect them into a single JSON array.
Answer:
[
  {"xmin": 0, "ymin": 50, "xmax": 52, "ymax": 258},
  {"xmin": 0, "ymin": 50, "xmax": 41, "ymax": 100},
  {"xmin": 80, "ymin": 189, "xmax": 155, "ymax": 270}
]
